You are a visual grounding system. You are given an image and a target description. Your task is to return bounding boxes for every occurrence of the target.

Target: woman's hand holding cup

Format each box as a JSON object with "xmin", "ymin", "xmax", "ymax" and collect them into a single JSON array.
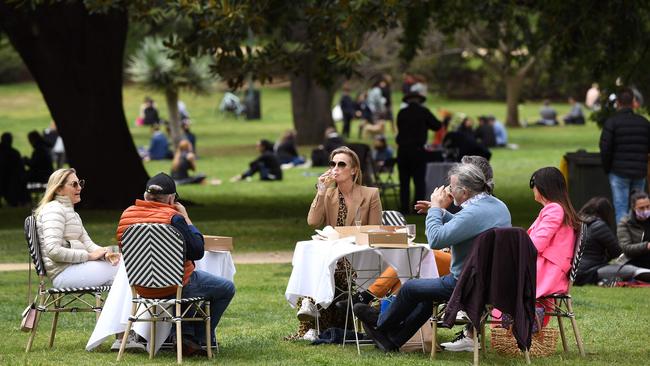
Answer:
[
  {"xmin": 317, "ymin": 169, "xmax": 333, "ymax": 194},
  {"xmin": 88, "ymin": 247, "xmax": 108, "ymax": 261}
]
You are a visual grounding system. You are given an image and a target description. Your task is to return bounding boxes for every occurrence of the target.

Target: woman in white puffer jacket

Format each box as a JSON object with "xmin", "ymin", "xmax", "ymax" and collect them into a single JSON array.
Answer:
[{"xmin": 35, "ymin": 168, "xmax": 119, "ymax": 288}]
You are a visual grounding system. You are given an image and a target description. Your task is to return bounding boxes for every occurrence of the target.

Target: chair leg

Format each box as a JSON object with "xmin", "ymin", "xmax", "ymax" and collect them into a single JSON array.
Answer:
[
  {"xmin": 49, "ymin": 296, "xmax": 60, "ymax": 348},
  {"xmin": 176, "ymin": 302, "xmax": 183, "ymax": 364},
  {"xmin": 95, "ymin": 293, "xmax": 102, "ymax": 322},
  {"xmin": 480, "ymin": 321, "xmax": 486, "ymax": 354},
  {"xmin": 473, "ymin": 326, "xmax": 479, "ymax": 366},
  {"xmin": 556, "ymin": 298, "xmax": 569, "ymax": 352},
  {"xmin": 566, "ymin": 298, "xmax": 586, "ymax": 357},
  {"xmin": 524, "ymin": 349, "xmax": 531, "ymax": 364},
  {"xmin": 430, "ymin": 305, "xmax": 438, "ymax": 359},
  {"xmin": 117, "ymin": 320, "xmax": 133, "ymax": 361},
  {"xmin": 176, "ymin": 319, "xmax": 183, "ymax": 364},
  {"xmin": 25, "ymin": 310, "xmax": 41, "ymax": 352},
  {"xmin": 150, "ymin": 305, "xmax": 156, "ymax": 360},
  {"xmin": 205, "ymin": 302, "xmax": 213, "ymax": 359}
]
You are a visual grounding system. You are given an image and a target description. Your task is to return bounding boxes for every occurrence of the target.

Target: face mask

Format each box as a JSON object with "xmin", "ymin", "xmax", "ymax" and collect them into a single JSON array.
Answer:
[{"xmin": 635, "ymin": 209, "xmax": 650, "ymax": 220}]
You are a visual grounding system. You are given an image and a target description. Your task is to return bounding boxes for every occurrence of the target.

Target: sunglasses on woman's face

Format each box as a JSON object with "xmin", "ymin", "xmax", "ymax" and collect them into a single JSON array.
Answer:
[
  {"xmin": 67, "ymin": 179, "xmax": 85, "ymax": 189},
  {"xmin": 329, "ymin": 161, "xmax": 348, "ymax": 169}
]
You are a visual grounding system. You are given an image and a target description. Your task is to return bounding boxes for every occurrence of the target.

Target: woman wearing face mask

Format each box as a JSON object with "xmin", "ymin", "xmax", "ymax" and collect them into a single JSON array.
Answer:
[
  {"xmin": 617, "ymin": 190, "xmax": 650, "ymax": 271},
  {"xmin": 528, "ymin": 167, "xmax": 581, "ymax": 300}
]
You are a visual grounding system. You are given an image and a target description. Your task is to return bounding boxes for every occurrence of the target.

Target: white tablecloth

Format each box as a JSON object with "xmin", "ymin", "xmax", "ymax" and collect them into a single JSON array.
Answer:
[
  {"xmin": 86, "ymin": 251, "xmax": 235, "ymax": 353},
  {"xmin": 285, "ymin": 237, "xmax": 438, "ymax": 309}
]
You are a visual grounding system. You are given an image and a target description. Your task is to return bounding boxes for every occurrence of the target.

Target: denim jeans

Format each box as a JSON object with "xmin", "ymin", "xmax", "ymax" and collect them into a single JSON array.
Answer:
[
  {"xmin": 376, "ymin": 274, "xmax": 457, "ymax": 347},
  {"xmin": 181, "ymin": 270, "xmax": 235, "ymax": 345},
  {"xmin": 609, "ymin": 173, "xmax": 646, "ymax": 223}
]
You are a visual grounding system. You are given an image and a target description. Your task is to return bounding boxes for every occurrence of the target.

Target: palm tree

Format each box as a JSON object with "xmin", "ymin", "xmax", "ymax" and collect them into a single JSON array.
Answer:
[{"xmin": 127, "ymin": 37, "xmax": 214, "ymax": 147}]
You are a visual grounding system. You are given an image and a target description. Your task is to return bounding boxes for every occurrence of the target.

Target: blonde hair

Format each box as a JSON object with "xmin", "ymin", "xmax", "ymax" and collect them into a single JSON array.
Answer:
[
  {"xmin": 172, "ymin": 140, "xmax": 193, "ymax": 171},
  {"xmin": 34, "ymin": 168, "xmax": 76, "ymax": 216},
  {"xmin": 330, "ymin": 146, "xmax": 363, "ymax": 186}
]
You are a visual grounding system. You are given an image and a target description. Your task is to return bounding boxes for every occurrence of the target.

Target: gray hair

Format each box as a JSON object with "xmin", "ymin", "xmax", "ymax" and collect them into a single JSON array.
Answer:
[
  {"xmin": 460, "ymin": 155, "xmax": 494, "ymax": 189},
  {"xmin": 448, "ymin": 163, "xmax": 493, "ymax": 195},
  {"xmin": 143, "ymin": 191, "xmax": 174, "ymax": 204}
]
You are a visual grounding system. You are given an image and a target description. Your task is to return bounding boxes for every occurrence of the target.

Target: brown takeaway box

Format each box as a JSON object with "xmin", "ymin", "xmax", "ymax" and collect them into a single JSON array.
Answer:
[
  {"xmin": 334, "ymin": 225, "xmax": 408, "ymax": 248},
  {"xmin": 203, "ymin": 235, "xmax": 234, "ymax": 252}
]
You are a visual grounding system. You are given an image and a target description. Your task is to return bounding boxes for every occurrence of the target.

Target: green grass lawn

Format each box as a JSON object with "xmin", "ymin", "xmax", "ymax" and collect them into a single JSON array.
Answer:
[
  {"xmin": 2, "ymin": 82, "xmax": 634, "ymax": 365},
  {"xmin": 1, "ymin": 266, "xmax": 649, "ymax": 365}
]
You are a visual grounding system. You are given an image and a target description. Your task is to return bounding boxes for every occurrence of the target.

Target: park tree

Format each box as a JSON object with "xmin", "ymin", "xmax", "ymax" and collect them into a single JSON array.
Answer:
[
  {"xmin": 127, "ymin": 36, "xmax": 213, "ymax": 147},
  {"xmin": 0, "ymin": 0, "xmax": 147, "ymax": 209}
]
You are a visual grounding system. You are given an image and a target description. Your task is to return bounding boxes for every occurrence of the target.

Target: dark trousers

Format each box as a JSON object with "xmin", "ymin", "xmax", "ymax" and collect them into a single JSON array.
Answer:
[
  {"xmin": 377, "ymin": 275, "xmax": 457, "ymax": 346},
  {"xmin": 398, "ymin": 148, "xmax": 426, "ymax": 214},
  {"xmin": 342, "ymin": 114, "xmax": 353, "ymax": 138}
]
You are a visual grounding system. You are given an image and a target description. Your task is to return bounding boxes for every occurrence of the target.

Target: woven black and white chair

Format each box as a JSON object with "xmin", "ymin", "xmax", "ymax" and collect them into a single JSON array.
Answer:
[
  {"xmin": 537, "ymin": 221, "xmax": 588, "ymax": 357},
  {"xmin": 117, "ymin": 223, "xmax": 212, "ymax": 364},
  {"xmin": 381, "ymin": 210, "xmax": 406, "ymax": 226},
  {"xmin": 23, "ymin": 215, "xmax": 110, "ymax": 352}
]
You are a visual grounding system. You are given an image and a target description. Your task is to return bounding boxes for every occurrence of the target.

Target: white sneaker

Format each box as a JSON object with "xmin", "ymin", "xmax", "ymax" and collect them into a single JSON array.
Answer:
[
  {"xmin": 297, "ymin": 298, "xmax": 319, "ymax": 321},
  {"xmin": 440, "ymin": 329, "xmax": 480, "ymax": 352},
  {"xmin": 456, "ymin": 310, "xmax": 469, "ymax": 322},
  {"xmin": 111, "ymin": 331, "xmax": 146, "ymax": 351},
  {"xmin": 303, "ymin": 328, "xmax": 318, "ymax": 341}
]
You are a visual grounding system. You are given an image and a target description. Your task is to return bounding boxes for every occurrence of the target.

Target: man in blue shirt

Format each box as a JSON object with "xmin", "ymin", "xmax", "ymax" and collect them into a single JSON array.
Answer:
[{"xmin": 355, "ymin": 163, "xmax": 511, "ymax": 352}]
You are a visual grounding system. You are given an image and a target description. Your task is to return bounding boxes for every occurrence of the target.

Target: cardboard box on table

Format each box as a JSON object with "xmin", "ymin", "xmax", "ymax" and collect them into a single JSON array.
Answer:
[
  {"xmin": 334, "ymin": 225, "xmax": 409, "ymax": 248},
  {"xmin": 203, "ymin": 235, "xmax": 234, "ymax": 252}
]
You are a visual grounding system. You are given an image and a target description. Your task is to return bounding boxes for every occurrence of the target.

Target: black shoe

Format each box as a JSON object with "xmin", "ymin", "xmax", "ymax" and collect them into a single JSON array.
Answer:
[
  {"xmin": 360, "ymin": 322, "xmax": 399, "ymax": 352},
  {"xmin": 353, "ymin": 303, "xmax": 379, "ymax": 329},
  {"xmin": 335, "ymin": 290, "xmax": 374, "ymax": 310}
]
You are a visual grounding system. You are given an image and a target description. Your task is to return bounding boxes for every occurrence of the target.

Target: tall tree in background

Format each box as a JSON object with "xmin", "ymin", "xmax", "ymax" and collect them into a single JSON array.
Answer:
[
  {"xmin": 127, "ymin": 36, "xmax": 213, "ymax": 147},
  {"xmin": 0, "ymin": 1, "xmax": 147, "ymax": 209}
]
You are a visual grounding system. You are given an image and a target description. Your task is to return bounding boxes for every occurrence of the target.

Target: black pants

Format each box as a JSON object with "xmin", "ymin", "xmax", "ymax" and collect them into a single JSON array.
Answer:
[
  {"xmin": 342, "ymin": 114, "xmax": 353, "ymax": 138},
  {"xmin": 397, "ymin": 148, "xmax": 426, "ymax": 214}
]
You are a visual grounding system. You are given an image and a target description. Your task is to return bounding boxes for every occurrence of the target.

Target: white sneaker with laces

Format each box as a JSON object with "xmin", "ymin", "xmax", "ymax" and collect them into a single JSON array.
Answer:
[
  {"xmin": 111, "ymin": 331, "xmax": 146, "ymax": 351},
  {"xmin": 303, "ymin": 328, "xmax": 318, "ymax": 341},
  {"xmin": 297, "ymin": 298, "xmax": 319, "ymax": 321},
  {"xmin": 440, "ymin": 329, "xmax": 480, "ymax": 352}
]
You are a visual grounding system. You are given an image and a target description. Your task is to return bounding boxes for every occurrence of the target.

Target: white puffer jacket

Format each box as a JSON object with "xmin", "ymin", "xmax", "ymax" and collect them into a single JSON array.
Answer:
[{"xmin": 36, "ymin": 195, "xmax": 101, "ymax": 279}]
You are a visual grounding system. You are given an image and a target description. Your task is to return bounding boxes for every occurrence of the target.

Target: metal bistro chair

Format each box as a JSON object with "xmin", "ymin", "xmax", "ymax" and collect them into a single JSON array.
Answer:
[
  {"xmin": 374, "ymin": 158, "xmax": 400, "ymax": 210},
  {"xmin": 537, "ymin": 221, "xmax": 588, "ymax": 357},
  {"xmin": 23, "ymin": 215, "xmax": 110, "ymax": 352},
  {"xmin": 117, "ymin": 223, "xmax": 212, "ymax": 364}
]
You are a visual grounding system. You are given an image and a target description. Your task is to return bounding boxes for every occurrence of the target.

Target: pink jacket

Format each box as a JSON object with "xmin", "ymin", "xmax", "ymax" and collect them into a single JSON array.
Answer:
[{"xmin": 528, "ymin": 202, "xmax": 575, "ymax": 274}]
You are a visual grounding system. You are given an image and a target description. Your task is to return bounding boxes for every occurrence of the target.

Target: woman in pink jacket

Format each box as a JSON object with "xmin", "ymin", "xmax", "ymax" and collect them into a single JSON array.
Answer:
[{"xmin": 528, "ymin": 167, "xmax": 581, "ymax": 298}]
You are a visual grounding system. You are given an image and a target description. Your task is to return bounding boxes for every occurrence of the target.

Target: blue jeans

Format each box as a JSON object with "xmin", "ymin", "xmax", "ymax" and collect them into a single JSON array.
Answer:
[
  {"xmin": 181, "ymin": 270, "xmax": 235, "ymax": 345},
  {"xmin": 609, "ymin": 173, "xmax": 646, "ymax": 223},
  {"xmin": 376, "ymin": 274, "xmax": 457, "ymax": 347}
]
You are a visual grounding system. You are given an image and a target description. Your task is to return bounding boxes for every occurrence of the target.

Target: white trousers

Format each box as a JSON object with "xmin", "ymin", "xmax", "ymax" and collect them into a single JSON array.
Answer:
[{"xmin": 52, "ymin": 260, "xmax": 119, "ymax": 288}]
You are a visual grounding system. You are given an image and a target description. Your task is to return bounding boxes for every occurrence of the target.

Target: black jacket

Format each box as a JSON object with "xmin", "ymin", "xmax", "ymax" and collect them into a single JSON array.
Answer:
[
  {"xmin": 396, "ymin": 103, "xmax": 441, "ymax": 150},
  {"xmin": 443, "ymin": 228, "xmax": 537, "ymax": 351},
  {"xmin": 599, "ymin": 108, "xmax": 650, "ymax": 178},
  {"xmin": 574, "ymin": 217, "xmax": 622, "ymax": 286}
]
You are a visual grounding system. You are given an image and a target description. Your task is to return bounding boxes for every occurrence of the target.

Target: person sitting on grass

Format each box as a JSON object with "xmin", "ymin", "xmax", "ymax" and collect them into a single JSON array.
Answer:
[
  {"xmin": 230, "ymin": 139, "xmax": 282, "ymax": 182},
  {"xmin": 617, "ymin": 190, "xmax": 650, "ymax": 272},
  {"xmin": 171, "ymin": 139, "xmax": 206, "ymax": 185},
  {"xmin": 354, "ymin": 163, "xmax": 511, "ymax": 352},
  {"xmin": 575, "ymin": 196, "xmax": 650, "ymax": 285}
]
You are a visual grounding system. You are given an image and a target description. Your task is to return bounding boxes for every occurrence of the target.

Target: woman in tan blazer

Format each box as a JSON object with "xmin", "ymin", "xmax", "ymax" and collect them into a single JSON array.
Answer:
[
  {"xmin": 290, "ymin": 147, "xmax": 383, "ymax": 341},
  {"xmin": 307, "ymin": 147, "xmax": 382, "ymax": 227}
]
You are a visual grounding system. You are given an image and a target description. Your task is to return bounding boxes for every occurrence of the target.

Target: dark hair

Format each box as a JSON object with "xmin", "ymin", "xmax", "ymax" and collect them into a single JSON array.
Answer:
[
  {"xmin": 27, "ymin": 130, "xmax": 44, "ymax": 147},
  {"xmin": 530, "ymin": 167, "xmax": 580, "ymax": 230},
  {"xmin": 616, "ymin": 87, "xmax": 634, "ymax": 107},
  {"xmin": 0, "ymin": 132, "xmax": 12, "ymax": 146},
  {"xmin": 629, "ymin": 189, "xmax": 650, "ymax": 216},
  {"xmin": 579, "ymin": 197, "xmax": 615, "ymax": 229},
  {"xmin": 258, "ymin": 139, "xmax": 274, "ymax": 152}
]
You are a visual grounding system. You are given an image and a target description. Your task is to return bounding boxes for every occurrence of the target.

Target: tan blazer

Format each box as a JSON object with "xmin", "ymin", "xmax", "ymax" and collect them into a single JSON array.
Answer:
[{"xmin": 307, "ymin": 185, "xmax": 382, "ymax": 228}]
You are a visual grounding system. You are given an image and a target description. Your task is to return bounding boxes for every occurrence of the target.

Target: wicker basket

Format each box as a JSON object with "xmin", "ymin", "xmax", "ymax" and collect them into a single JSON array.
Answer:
[{"xmin": 490, "ymin": 327, "xmax": 559, "ymax": 357}]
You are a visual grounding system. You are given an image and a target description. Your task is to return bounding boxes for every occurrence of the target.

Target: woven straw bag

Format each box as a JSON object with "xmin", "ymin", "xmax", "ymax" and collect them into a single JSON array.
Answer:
[{"xmin": 490, "ymin": 327, "xmax": 559, "ymax": 357}]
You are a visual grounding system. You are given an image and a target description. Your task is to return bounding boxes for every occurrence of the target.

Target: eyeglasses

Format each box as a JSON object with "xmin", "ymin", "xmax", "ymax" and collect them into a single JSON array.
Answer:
[
  {"xmin": 529, "ymin": 176, "xmax": 535, "ymax": 189},
  {"xmin": 329, "ymin": 161, "xmax": 348, "ymax": 169},
  {"xmin": 66, "ymin": 179, "xmax": 85, "ymax": 189}
]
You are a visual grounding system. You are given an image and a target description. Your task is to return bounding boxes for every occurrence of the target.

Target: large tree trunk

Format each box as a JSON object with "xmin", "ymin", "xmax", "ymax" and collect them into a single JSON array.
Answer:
[
  {"xmin": 0, "ymin": 1, "xmax": 148, "ymax": 209},
  {"xmin": 504, "ymin": 74, "xmax": 525, "ymax": 127},
  {"xmin": 290, "ymin": 74, "xmax": 335, "ymax": 145},
  {"xmin": 164, "ymin": 88, "xmax": 182, "ymax": 148}
]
